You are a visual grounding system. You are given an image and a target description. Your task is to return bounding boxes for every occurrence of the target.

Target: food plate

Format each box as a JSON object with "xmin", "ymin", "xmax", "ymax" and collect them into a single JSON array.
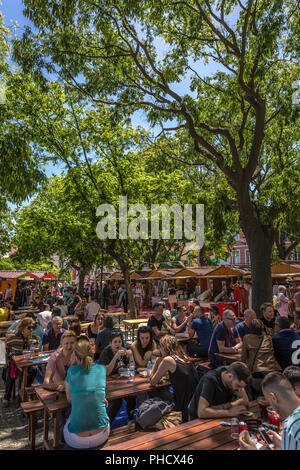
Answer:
[{"xmin": 137, "ymin": 368, "xmax": 147, "ymax": 377}]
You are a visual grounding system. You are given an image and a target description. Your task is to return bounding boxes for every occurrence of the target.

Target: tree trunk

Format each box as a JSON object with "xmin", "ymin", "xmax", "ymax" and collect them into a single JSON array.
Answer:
[
  {"xmin": 119, "ymin": 261, "xmax": 136, "ymax": 319},
  {"xmin": 238, "ymin": 196, "xmax": 274, "ymax": 316},
  {"xmin": 78, "ymin": 268, "xmax": 86, "ymax": 298}
]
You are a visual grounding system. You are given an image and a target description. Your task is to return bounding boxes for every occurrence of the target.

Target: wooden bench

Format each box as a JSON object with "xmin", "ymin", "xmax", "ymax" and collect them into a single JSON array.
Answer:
[
  {"xmin": 51, "ymin": 422, "xmax": 148, "ymax": 450},
  {"xmin": 25, "ymin": 384, "xmax": 41, "ymax": 401},
  {"xmin": 21, "ymin": 400, "xmax": 44, "ymax": 450}
]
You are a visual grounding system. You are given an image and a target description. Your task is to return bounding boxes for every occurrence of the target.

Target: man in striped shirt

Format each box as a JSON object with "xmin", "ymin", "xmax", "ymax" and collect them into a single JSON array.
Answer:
[
  {"xmin": 239, "ymin": 372, "xmax": 300, "ymax": 450},
  {"xmin": 261, "ymin": 372, "xmax": 300, "ymax": 450}
]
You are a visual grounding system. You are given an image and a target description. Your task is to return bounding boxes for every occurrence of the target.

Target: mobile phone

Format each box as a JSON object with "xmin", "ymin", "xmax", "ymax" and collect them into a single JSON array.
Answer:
[{"xmin": 258, "ymin": 427, "xmax": 275, "ymax": 449}]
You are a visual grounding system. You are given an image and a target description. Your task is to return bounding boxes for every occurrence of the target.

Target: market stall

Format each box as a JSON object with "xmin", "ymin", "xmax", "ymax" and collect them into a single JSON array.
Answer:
[{"xmin": 202, "ymin": 265, "xmax": 252, "ymax": 317}]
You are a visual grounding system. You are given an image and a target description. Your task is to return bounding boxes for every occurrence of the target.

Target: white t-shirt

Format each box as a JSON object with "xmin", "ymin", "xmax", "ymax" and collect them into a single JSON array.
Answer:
[
  {"xmin": 86, "ymin": 301, "xmax": 100, "ymax": 321},
  {"xmin": 282, "ymin": 405, "xmax": 300, "ymax": 450},
  {"xmin": 37, "ymin": 310, "xmax": 53, "ymax": 330}
]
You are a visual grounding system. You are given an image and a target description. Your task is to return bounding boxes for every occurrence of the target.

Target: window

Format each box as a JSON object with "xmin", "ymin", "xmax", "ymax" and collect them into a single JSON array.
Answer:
[
  {"xmin": 232, "ymin": 250, "xmax": 240, "ymax": 264},
  {"xmin": 246, "ymin": 250, "xmax": 251, "ymax": 265}
]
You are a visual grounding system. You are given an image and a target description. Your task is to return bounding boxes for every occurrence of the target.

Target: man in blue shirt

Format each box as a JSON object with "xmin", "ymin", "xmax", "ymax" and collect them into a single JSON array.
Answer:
[
  {"xmin": 272, "ymin": 316, "xmax": 300, "ymax": 370},
  {"xmin": 186, "ymin": 306, "xmax": 213, "ymax": 357},
  {"xmin": 236, "ymin": 309, "xmax": 256, "ymax": 339},
  {"xmin": 208, "ymin": 309, "xmax": 242, "ymax": 367}
]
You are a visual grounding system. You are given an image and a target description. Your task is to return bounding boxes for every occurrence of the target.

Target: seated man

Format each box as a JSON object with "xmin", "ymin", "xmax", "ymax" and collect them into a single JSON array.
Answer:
[
  {"xmin": 260, "ymin": 302, "xmax": 275, "ymax": 336},
  {"xmin": 272, "ymin": 316, "xmax": 300, "ymax": 370},
  {"xmin": 42, "ymin": 316, "xmax": 66, "ymax": 351},
  {"xmin": 239, "ymin": 372, "xmax": 300, "ymax": 450},
  {"xmin": 186, "ymin": 306, "xmax": 213, "ymax": 357},
  {"xmin": 85, "ymin": 296, "xmax": 100, "ymax": 322},
  {"xmin": 147, "ymin": 303, "xmax": 174, "ymax": 343},
  {"xmin": 283, "ymin": 366, "xmax": 300, "ymax": 398},
  {"xmin": 236, "ymin": 308, "xmax": 256, "ymax": 339},
  {"xmin": 208, "ymin": 309, "xmax": 242, "ymax": 367},
  {"xmin": 44, "ymin": 330, "xmax": 78, "ymax": 391},
  {"xmin": 188, "ymin": 361, "xmax": 251, "ymax": 419}
]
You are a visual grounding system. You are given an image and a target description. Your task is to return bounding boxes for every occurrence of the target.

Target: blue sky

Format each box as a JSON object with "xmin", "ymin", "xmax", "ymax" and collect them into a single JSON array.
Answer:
[{"xmin": 1, "ymin": 0, "xmax": 225, "ymax": 181}]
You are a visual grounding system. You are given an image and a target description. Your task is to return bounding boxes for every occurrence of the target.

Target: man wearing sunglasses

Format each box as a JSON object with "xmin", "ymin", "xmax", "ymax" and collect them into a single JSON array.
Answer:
[
  {"xmin": 208, "ymin": 309, "xmax": 242, "ymax": 367},
  {"xmin": 2, "ymin": 318, "xmax": 39, "ymax": 407}
]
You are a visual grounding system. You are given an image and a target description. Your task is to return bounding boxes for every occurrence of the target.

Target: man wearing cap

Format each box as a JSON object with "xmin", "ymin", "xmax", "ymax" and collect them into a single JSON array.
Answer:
[
  {"xmin": 236, "ymin": 309, "xmax": 257, "ymax": 339},
  {"xmin": 272, "ymin": 316, "xmax": 300, "ymax": 370}
]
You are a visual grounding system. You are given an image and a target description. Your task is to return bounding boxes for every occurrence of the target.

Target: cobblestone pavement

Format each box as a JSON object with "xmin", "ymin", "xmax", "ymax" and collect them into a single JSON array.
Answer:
[{"xmin": 0, "ymin": 373, "xmax": 44, "ymax": 450}]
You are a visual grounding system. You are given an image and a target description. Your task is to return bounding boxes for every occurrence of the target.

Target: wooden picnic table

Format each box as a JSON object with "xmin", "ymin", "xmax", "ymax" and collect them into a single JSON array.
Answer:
[
  {"xmin": 214, "ymin": 352, "xmax": 241, "ymax": 364},
  {"xmin": 123, "ymin": 318, "xmax": 148, "ymax": 342},
  {"xmin": 0, "ymin": 320, "xmax": 15, "ymax": 337},
  {"xmin": 35, "ymin": 373, "xmax": 170, "ymax": 449},
  {"xmin": 103, "ymin": 401, "xmax": 260, "ymax": 450},
  {"xmin": 13, "ymin": 350, "xmax": 56, "ymax": 402}
]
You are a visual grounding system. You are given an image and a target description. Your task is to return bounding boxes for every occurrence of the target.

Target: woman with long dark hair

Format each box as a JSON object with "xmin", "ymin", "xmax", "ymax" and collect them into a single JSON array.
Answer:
[
  {"xmin": 130, "ymin": 326, "xmax": 157, "ymax": 368},
  {"xmin": 150, "ymin": 335, "xmax": 199, "ymax": 422}
]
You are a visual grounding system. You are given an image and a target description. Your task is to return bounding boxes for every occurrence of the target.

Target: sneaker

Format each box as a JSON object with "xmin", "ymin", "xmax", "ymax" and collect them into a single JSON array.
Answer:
[{"xmin": 2, "ymin": 399, "xmax": 9, "ymax": 407}]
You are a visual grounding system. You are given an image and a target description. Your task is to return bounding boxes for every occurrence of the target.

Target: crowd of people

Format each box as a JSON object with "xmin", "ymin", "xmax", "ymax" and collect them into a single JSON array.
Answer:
[{"xmin": 1, "ymin": 280, "xmax": 300, "ymax": 450}]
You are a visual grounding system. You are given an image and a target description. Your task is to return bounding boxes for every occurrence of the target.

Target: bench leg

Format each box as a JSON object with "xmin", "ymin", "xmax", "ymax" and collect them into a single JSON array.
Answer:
[
  {"xmin": 43, "ymin": 408, "xmax": 50, "ymax": 450},
  {"xmin": 53, "ymin": 410, "xmax": 61, "ymax": 449},
  {"xmin": 29, "ymin": 412, "xmax": 37, "ymax": 450}
]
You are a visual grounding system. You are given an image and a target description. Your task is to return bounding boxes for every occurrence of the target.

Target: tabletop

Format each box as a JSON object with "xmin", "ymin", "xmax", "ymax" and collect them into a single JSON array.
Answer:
[
  {"xmin": 35, "ymin": 373, "xmax": 170, "ymax": 413},
  {"xmin": 13, "ymin": 350, "xmax": 56, "ymax": 368},
  {"xmin": 214, "ymin": 352, "xmax": 241, "ymax": 364},
  {"xmin": 123, "ymin": 319, "xmax": 148, "ymax": 326},
  {"xmin": 103, "ymin": 402, "xmax": 260, "ymax": 450}
]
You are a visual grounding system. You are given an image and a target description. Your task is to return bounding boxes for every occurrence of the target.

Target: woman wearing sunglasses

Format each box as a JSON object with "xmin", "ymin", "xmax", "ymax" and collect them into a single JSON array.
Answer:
[{"xmin": 2, "ymin": 317, "xmax": 40, "ymax": 407}]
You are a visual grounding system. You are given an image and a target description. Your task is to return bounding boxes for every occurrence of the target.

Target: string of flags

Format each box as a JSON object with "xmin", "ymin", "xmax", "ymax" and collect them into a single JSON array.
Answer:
[{"xmin": 125, "ymin": 244, "xmax": 233, "ymax": 269}]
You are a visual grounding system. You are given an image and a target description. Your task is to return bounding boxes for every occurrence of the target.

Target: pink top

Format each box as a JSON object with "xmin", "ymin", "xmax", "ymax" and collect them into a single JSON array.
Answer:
[
  {"xmin": 46, "ymin": 347, "xmax": 78, "ymax": 382},
  {"xmin": 277, "ymin": 293, "xmax": 289, "ymax": 318}
]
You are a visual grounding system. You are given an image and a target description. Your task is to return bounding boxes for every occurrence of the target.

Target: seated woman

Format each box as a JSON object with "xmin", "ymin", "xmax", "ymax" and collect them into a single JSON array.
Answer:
[
  {"xmin": 150, "ymin": 335, "xmax": 199, "ymax": 422},
  {"xmin": 95, "ymin": 316, "xmax": 124, "ymax": 357},
  {"xmin": 87, "ymin": 313, "xmax": 104, "ymax": 341},
  {"xmin": 2, "ymin": 317, "xmax": 40, "ymax": 407},
  {"xmin": 130, "ymin": 326, "xmax": 157, "ymax": 368},
  {"xmin": 68, "ymin": 318, "xmax": 82, "ymax": 338},
  {"xmin": 99, "ymin": 332, "xmax": 136, "ymax": 424},
  {"xmin": 171, "ymin": 306, "xmax": 189, "ymax": 335},
  {"xmin": 241, "ymin": 319, "xmax": 282, "ymax": 395},
  {"xmin": 63, "ymin": 338, "xmax": 110, "ymax": 449},
  {"xmin": 44, "ymin": 330, "xmax": 78, "ymax": 391}
]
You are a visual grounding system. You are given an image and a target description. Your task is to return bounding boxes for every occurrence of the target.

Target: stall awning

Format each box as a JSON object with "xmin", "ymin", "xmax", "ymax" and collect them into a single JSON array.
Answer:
[
  {"xmin": 167, "ymin": 267, "xmax": 217, "ymax": 279},
  {"xmin": 203, "ymin": 265, "xmax": 251, "ymax": 278}
]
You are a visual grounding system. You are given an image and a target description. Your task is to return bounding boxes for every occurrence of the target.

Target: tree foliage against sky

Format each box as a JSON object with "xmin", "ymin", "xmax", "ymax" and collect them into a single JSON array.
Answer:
[{"xmin": 4, "ymin": 0, "xmax": 300, "ymax": 311}]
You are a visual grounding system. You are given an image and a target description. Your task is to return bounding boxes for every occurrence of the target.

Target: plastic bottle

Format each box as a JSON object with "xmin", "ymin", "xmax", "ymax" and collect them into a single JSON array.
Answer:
[
  {"xmin": 231, "ymin": 417, "xmax": 239, "ymax": 439},
  {"xmin": 151, "ymin": 354, "xmax": 156, "ymax": 365},
  {"xmin": 129, "ymin": 360, "xmax": 135, "ymax": 382},
  {"xmin": 147, "ymin": 361, "xmax": 152, "ymax": 381}
]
